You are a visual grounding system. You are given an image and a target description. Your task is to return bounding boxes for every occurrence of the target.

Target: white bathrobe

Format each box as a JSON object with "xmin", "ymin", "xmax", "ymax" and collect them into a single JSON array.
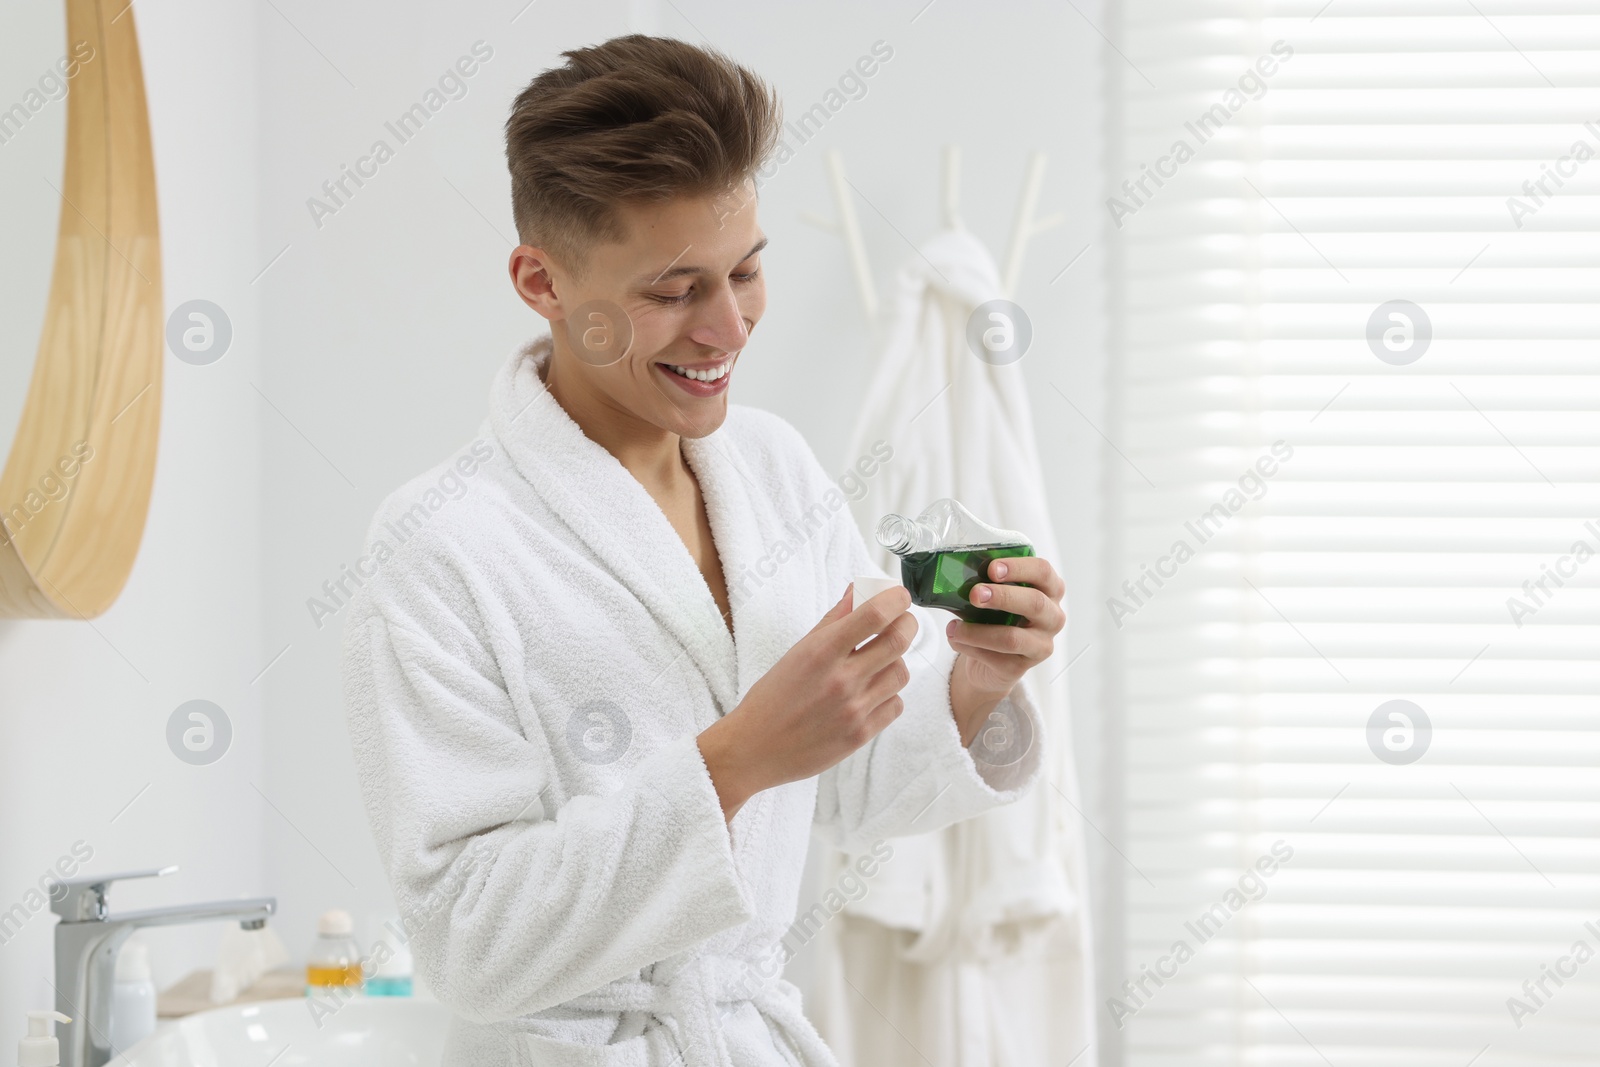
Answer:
[
  {"xmin": 341, "ymin": 333, "xmax": 1044, "ymax": 1067},
  {"xmin": 808, "ymin": 226, "xmax": 1097, "ymax": 1065}
]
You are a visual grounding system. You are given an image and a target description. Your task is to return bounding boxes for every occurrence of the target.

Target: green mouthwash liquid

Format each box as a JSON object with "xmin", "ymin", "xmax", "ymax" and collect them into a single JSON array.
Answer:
[{"xmin": 899, "ymin": 542, "xmax": 1035, "ymax": 626}]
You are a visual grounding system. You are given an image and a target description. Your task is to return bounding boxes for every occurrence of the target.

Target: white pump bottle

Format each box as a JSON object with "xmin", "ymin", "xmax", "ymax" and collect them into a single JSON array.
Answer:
[{"xmin": 18, "ymin": 1012, "xmax": 71, "ymax": 1067}]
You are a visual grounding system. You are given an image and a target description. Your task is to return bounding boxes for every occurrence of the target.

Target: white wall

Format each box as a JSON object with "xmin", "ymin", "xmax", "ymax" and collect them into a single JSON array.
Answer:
[{"xmin": 0, "ymin": 0, "xmax": 265, "ymax": 1054}]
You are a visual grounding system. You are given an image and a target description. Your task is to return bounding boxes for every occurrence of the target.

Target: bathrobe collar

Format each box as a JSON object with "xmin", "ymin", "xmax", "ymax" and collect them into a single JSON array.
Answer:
[{"xmin": 487, "ymin": 333, "xmax": 745, "ymax": 717}]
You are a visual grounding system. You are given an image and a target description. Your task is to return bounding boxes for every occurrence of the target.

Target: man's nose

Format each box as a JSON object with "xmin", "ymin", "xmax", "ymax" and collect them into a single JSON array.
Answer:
[{"xmin": 692, "ymin": 285, "xmax": 751, "ymax": 353}]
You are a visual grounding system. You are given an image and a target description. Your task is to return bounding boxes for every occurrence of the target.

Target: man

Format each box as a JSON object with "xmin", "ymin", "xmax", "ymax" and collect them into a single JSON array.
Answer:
[{"xmin": 342, "ymin": 33, "xmax": 1065, "ymax": 1067}]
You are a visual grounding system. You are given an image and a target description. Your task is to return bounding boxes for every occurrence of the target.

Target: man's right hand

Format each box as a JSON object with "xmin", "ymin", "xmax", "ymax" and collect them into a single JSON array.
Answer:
[{"xmin": 697, "ymin": 584, "xmax": 919, "ymax": 822}]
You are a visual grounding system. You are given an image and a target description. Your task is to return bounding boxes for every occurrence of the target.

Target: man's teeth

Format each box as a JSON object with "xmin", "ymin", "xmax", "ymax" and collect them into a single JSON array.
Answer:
[{"xmin": 665, "ymin": 362, "xmax": 730, "ymax": 382}]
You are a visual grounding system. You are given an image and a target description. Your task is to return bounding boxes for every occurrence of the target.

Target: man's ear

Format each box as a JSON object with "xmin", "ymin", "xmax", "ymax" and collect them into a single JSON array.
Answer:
[{"xmin": 509, "ymin": 245, "xmax": 561, "ymax": 319}]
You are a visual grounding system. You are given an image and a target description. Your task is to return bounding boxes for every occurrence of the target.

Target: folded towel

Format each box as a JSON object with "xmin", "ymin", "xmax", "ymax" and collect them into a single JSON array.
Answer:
[{"xmin": 209, "ymin": 922, "xmax": 291, "ymax": 1004}]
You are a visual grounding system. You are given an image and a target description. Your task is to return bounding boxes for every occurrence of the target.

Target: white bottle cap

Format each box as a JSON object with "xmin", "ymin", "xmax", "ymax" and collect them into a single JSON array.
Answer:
[
  {"xmin": 116, "ymin": 936, "xmax": 152, "ymax": 983},
  {"xmin": 19, "ymin": 1011, "xmax": 71, "ymax": 1067},
  {"xmin": 317, "ymin": 909, "xmax": 354, "ymax": 936}
]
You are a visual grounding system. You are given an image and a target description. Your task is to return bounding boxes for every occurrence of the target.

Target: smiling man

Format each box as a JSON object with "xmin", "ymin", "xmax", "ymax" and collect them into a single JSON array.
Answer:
[{"xmin": 342, "ymin": 33, "xmax": 1066, "ymax": 1067}]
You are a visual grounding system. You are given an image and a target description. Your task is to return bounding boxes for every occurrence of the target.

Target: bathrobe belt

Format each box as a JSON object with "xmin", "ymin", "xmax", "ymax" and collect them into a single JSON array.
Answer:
[{"xmin": 562, "ymin": 953, "xmax": 836, "ymax": 1067}]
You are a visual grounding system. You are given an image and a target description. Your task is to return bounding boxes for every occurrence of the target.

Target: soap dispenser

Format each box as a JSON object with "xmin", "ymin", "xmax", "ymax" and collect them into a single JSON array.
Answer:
[
  {"xmin": 876, "ymin": 498, "xmax": 1035, "ymax": 626},
  {"xmin": 18, "ymin": 1011, "xmax": 71, "ymax": 1067}
]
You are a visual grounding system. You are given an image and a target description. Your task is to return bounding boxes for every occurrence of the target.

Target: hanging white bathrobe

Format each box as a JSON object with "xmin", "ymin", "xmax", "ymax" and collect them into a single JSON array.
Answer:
[
  {"xmin": 341, "ymin": 333, "xmax": 1045, "ymax": 1067},
  {"xmin": 803, "ymin": 227, "xmax": 1098, "ymax": 1066}
]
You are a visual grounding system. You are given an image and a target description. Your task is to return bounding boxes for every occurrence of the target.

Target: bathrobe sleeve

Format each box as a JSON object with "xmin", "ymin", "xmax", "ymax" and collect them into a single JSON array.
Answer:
[
  {"xmin": 757, "ymin": 417, "xmax": 1045, "ymax": 855},
  {"xmin": 342, "ymin": 554, "xmax": 758, "ymax": 1022}
]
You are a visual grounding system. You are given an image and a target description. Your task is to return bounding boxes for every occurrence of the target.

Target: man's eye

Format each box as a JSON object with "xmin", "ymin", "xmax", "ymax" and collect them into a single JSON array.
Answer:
[{"xmin": 649, "ymin": 270, "xmax": 759, "ymax": 307}]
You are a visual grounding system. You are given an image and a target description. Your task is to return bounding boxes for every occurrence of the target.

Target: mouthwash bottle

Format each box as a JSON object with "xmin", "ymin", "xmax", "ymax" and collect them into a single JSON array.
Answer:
[{"xmin": 875, "ymin": 499, "xmax": 1035, "ymax": 626}]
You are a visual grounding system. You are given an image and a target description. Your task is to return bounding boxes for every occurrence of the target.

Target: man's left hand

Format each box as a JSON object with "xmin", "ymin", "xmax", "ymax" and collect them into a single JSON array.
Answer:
[{"xmin": 947, "ymin": 555, "xmax": 1067, "ymax": 741}]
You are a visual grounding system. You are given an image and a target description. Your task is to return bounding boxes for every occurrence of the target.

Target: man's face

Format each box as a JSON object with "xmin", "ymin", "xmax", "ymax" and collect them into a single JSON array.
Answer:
[{"xmin": 518, "ymin": 178, "xmax": 767, "ymax": 440}]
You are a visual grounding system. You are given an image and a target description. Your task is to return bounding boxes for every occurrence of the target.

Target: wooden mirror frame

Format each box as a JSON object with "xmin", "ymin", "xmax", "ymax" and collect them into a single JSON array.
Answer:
[{"xmin": 0, "ymin": 0, "xmax": 161, "ymax": 619}]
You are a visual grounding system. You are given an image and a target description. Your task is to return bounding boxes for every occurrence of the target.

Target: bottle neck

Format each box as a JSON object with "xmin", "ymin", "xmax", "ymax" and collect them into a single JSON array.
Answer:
[{"xmin": 875, "ymin": 515, "xmax": 927, "ymax": 557}]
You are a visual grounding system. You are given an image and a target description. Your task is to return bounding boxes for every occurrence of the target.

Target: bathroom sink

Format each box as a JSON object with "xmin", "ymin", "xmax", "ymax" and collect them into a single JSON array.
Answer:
[{"xmin": 118, "ymin": 997, "xmax": 450, "ymax": 1066}]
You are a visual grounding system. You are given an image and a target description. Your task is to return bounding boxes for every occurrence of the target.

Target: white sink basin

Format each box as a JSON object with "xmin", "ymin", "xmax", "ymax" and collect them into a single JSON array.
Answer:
[{"xmin": 118, "ymin": 997, "xmax": 450, "ymax": 1066}]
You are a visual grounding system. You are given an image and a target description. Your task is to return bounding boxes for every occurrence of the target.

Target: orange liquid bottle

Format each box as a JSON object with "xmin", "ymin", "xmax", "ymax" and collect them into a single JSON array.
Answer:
[
  {"xmin": 305, "ymin": 909, "xmax": 363, "ymax": 997},
  {"xmin": 305, "ymin": 963, "xmax": 363, "ymax": 988}
]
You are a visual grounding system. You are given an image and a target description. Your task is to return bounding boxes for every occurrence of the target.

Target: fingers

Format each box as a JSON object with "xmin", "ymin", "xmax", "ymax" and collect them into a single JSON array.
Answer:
[
  {"xmin": 946, "ymin": 635, "xmax": 1025, "ymax": 672},
  {"xmin": 862, "ymin": 644, "xmax": 913, "ymax": 706},
  {"xmin": 812, "ymin": 584, "xmax": 856, "ymax": 632},
  {"xmin": 947, "ymin": 617, "xmax": 1048, "ymax": 658},
  {"xmin": 967, "ymin": 578, "xmax": 1065, "ymax": 633},
  {"xmin": 826, "ymin": 585, "xmax": 914, "ymax": 654},
  {"xmin": 852, "ymin": 608, "xmax": 919, "ymax": 676},
  {"xmin": 860, "ymin": 694, "xmax": 905, "ymax": 738},
  {"xmin": 985, "ymin": 555, "xmax": 1065, "ymax": 602}
]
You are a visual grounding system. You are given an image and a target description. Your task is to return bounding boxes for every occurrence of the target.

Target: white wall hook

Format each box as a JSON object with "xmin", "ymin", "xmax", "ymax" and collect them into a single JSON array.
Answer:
[
  {"xmin": 1002, "ymin": 151, "xmax": 1061, "ymax": 299},
  {"xmin": 798, "ymin": 148, "xmax": 879, "ymax": 322},
  {"xmin": 942, "ymin": 143, "xmax": 962, "ymax": 232},
  {"xmin": 805, "ymin": 145, "xmax": 1059, "ymax": 319}
]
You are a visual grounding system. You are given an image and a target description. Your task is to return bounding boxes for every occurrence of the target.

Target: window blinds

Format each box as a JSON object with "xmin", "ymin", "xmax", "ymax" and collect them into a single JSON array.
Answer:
[{"xmin": 1108, "ymin": 3, "xmax": 1600, "ymax": 1064}]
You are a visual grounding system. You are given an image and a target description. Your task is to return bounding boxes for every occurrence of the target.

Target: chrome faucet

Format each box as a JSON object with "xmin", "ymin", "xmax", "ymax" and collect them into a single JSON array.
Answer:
[{"xmin": 49, "ymin": 866, "xmax": 276, "ymax": 1067}]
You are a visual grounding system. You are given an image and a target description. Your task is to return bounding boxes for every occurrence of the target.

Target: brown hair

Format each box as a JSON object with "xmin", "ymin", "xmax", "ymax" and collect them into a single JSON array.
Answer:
[{"xmin": 504, "ymin": 34, "xmax": 783, "ymax": 280}]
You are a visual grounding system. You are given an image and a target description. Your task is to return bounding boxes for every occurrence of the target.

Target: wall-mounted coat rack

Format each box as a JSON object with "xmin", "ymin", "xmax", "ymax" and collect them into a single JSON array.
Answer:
[{"xmin": 800, "ymin": 144, "xmax": 1064, "ymax": 325}]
